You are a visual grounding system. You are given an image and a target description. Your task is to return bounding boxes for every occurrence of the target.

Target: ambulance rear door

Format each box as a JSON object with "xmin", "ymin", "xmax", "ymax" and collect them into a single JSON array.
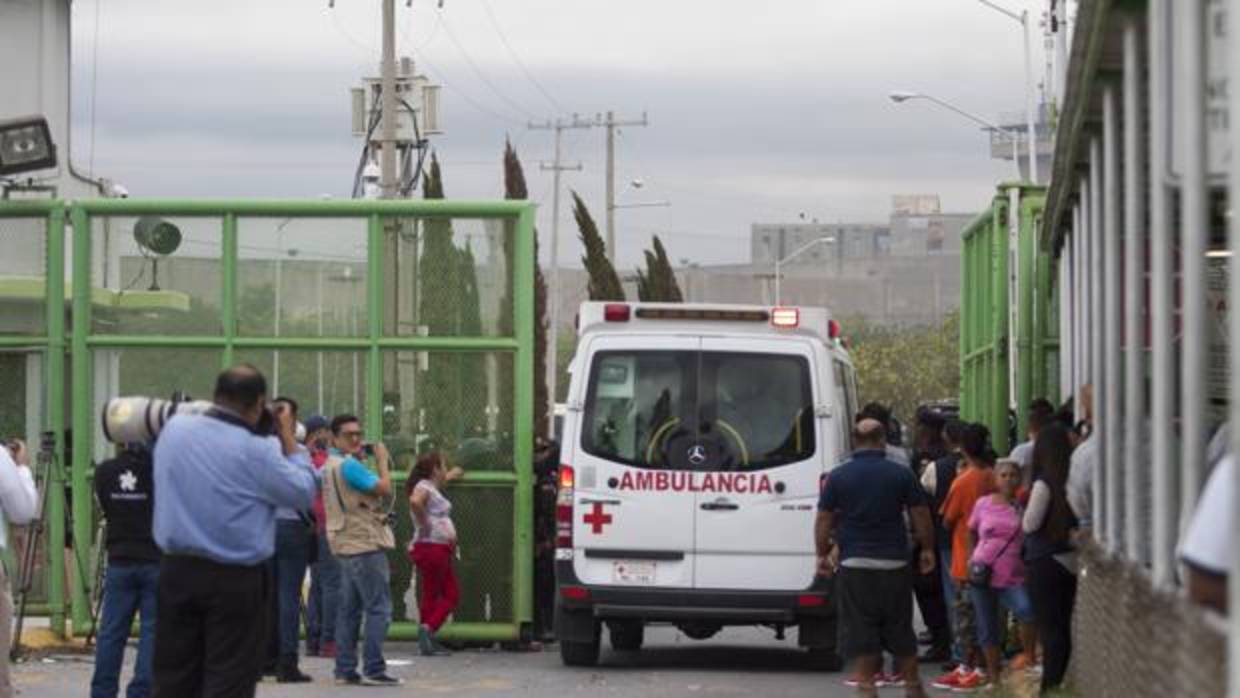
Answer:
[
  {"xmin": 570, "ymin": 335, "xmax": 700, "ymax": 589},
  {"xmin": 691, "ymin": 337, "xmax": 823, "ymax": 591}
]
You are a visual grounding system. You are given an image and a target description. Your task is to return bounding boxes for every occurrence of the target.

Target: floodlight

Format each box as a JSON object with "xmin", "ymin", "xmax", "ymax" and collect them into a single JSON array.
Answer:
[
  {"xmin": 888, "ymin": 91, "xmax": 919, "ymax": 103},
  {"xmin": 133, "ymin": 217, "xmax": 182, "ymax": 292},
  {"xmin": 0, "ymin": 116, "xmax": 57, "ymax": 176},
  {"xmin": 134, "ymin": 217, "xmax": 182, "ymax": 256}
]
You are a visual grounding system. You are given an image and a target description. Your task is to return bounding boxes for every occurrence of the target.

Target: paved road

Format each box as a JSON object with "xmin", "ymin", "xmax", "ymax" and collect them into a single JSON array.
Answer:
[{"xmin": 14, "ymin": 626, "xmax": 900, "ymax": 697}]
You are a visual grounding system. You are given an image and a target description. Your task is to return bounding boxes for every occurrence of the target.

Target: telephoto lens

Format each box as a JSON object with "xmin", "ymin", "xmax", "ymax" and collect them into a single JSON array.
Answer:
[{"xmin": 101, "ymin": 396, "xmax": 213, "ymax": 445}]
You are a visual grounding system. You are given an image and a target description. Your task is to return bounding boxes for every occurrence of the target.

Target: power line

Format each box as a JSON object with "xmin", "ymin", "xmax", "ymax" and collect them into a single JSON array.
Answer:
[
  {"xmin": 478, "ymin": 0, "xmax": 569, "ymax": 115},
  {"xmin": 436, "ymin": 6, "xmax": 539, "ymax": 120}
]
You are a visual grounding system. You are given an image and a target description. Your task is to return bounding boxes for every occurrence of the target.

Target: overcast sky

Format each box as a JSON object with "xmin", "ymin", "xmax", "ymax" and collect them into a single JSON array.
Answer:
[{"xmin": 69, "ymin": 0, "xmax": 1050, "ymax": 269}]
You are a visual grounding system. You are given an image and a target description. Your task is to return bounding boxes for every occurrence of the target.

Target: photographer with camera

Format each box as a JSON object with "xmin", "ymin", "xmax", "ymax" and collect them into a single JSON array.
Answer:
[
  {"xmin": 150, "ymin": 365, "xmax": 317, "ymax": 698},
  {"xmin": 90, "ymin": 441, "xmax": 159, "ymax": 698},
  {"xmin": 0, "ymin": 439, "xmax": 37, "ymax": 698},
  {"xmin": 261, "ymin": 397, "xmax": 316, "ymax": 684},
  {"xmin": 321, "ymin": 415, "xmax": 402, "ymax": 687}
]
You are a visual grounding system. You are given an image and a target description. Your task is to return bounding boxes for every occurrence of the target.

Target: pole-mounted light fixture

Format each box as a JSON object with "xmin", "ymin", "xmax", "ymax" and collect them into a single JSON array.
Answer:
[{"xmin": 0, "ymin": 116, "xmax": 57, "ymax": 177}]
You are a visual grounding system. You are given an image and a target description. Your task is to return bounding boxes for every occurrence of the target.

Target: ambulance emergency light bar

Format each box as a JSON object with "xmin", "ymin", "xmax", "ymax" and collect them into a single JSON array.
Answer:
[
  {"xmin": 582, "ymin": 302, "xmax": 842, "ymax": 341},
  {"xmin": 0, "ymin": 116, "xmax": 56, "ymax": 177}
]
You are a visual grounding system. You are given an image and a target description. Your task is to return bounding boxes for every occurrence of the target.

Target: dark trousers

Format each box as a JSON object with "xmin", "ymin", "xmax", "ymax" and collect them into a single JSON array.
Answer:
[
  {"xmin": 912, "ymin": 545, "xmax": 950, "ymax": 648},
  {"xmin": 91, "ymin": 561, "xmax": 159, "ymax": 698},
  {"xmin": 153, "ymin": 555, "xmax": 268, "ymax": 698},
  {"xmin": 1026, "ymin": 556, "xmax": 1077, "ymax": 691},
  {"xmin": 265, "ymin": 520, "xmax": 312, "ymax": 665}
]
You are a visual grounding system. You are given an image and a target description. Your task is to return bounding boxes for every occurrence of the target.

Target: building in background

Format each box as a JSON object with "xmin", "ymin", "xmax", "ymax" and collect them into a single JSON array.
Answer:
[{"xmin": 547, "ymin": 195, "xmax": 974, "ymax": 334}]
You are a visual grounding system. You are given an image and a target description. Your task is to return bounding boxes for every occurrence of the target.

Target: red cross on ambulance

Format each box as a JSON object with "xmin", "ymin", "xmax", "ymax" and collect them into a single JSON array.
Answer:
[{"xmin": 583, "ymin": 501, "xmax": 613, "ymax": 534}]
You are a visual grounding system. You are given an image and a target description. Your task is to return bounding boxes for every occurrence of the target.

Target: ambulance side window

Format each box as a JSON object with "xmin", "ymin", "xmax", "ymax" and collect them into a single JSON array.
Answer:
[{"xmin": 834, "ymin": 360, "xmax": 856, "ymax": 454}]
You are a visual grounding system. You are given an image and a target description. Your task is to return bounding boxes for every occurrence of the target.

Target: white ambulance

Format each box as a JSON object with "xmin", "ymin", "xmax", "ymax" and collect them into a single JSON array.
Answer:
[{"xmin": 554, "ymin": 302, "xmax": 858, "ymax": 668}]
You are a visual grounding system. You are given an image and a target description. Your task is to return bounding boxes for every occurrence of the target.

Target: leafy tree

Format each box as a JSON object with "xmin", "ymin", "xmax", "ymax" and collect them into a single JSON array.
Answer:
[
  {"xmin": 844, "ymin": 311, "xmax": 960, "ymax": 428},
  {"xmin": 572, "ymin": 191, "xmax": 624, "ymax": 301},
  {"xmin": 500, "ymin": 140, "xmax": 550, "ymax": 438}
]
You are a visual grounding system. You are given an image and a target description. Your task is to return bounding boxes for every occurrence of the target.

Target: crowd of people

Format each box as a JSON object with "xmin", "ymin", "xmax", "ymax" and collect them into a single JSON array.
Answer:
[
  {"xmin": 0, "ymin": 363, "xmax": 1233, "ymax": 697},
  {"xmin": 84, "ymin": 364, "xmax": 467, "ymax": 696},
  {"xmin": 817, "ymin": 397, "xmax": 1088, "ymax": 697}
]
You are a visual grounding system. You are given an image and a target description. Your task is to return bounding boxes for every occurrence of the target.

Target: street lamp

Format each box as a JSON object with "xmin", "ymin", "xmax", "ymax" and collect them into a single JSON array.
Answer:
[
  {"xmin": 888, "ymin": 91, "xmax": 1023, "ymax": 179},
  {"xmin": 976, "ymin": 0, "xmax": 1039, "ymax": 183},
  {"xmin": 775, "ymin": 236, "xmax": 835, "ymax": 306}
]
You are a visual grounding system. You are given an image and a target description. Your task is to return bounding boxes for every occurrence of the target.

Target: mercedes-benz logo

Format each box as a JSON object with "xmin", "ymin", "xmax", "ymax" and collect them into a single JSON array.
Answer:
[{"xmin": 687, "ymin": 444, "xmax": 708, "ymax": 465}]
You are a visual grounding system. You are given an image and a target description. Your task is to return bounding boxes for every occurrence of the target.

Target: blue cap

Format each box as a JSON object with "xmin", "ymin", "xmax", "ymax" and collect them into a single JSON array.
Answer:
[{"xmin": 304, "ymin": 415, "xmax": 330, "ymax": 434}]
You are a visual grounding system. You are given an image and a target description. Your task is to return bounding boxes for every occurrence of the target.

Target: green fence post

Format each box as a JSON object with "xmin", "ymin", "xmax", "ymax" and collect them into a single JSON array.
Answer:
[
  {"xmin": 366, "ymin": 214, "xmax": 383, "ymax": 438},
  {"xmin": 512, "ymin": 204, "xmax": 536, "ymax": 634},
  {"xmin": 222, "ymin": 213, "xmax": 238, "ymax": 367},
  {"xmin": 1017, "ymin": 187, "xmax": 1037, "ymax": 438},
  {"xmin": 69, "ymin": 205, "xmax": 93, "ymax": 634},
  {"xmin": 45, "ymin": 204, "xmax": 67, "ymax": 636},
  {"xmin": 992, "ymin": 197, "xmax": 1010, "ymax": 454}
]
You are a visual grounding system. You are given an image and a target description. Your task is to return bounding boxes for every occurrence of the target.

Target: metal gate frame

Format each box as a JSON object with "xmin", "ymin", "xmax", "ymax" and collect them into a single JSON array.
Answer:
[
  {"xmin": 0, "ymin": 198, "xmax": 536, "ymax": 641},
  {"xmin": 959, "ymin": 183, "xmax": 1055, "ymax": 455}
]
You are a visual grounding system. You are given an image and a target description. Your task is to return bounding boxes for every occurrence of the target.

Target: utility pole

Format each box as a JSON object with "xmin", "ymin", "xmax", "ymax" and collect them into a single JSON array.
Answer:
[
  {"xmin": 529, "ymin": 115, "xmax": 594, "ymax": 435},
  {"xmin": 601, "ymin": 111, "xmax": 649, "ymax": 264},
  {"xmin": 380, "ymin": 0, "xmax": 398, "ymax": 199}
]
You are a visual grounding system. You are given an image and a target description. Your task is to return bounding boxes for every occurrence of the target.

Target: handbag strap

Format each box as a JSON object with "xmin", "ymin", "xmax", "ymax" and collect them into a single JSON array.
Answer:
[{"xmin": 981, "ymin": 500, "xmax": 1022, "ymax": 565}]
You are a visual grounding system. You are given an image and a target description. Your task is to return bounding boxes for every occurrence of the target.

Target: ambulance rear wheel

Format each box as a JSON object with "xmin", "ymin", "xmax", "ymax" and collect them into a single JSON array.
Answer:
[
  {"xmin": 608, "ymin": 620, "xmax": 644, "ymax": 652},
  {"xmin": 560, "ymin": 638, "xmax": 601, "ymax": 667}
]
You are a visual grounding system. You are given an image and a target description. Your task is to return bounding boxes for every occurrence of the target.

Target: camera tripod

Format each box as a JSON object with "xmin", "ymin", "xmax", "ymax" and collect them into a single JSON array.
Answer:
[{"xmin": 10, "ymin": 433, "xmax": 102, "ymax": 661}]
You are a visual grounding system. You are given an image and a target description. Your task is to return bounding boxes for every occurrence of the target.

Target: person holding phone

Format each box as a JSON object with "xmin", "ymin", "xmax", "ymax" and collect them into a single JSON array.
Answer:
[{"xmin": 321, "ymin": 415, "xmax": 402, "ymax": 687}]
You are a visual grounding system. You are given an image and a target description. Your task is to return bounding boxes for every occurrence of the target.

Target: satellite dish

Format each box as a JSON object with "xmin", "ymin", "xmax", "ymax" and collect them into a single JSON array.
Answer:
[{"xmin": 133, "ymin": 217, "xmax": 182, "ymax": 256}]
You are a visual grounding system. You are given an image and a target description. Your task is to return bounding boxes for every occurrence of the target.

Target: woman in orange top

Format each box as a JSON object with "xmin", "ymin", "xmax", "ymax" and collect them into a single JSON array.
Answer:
[{"xmin": 931, "ymin": 423, "xmax": 996, "ymax": 693}]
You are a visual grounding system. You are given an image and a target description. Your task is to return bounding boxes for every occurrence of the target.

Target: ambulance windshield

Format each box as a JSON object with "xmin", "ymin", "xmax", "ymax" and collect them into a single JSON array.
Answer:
[{"xmin": 581, "ymin": 350, "xmax": 815, "ymax": 471}]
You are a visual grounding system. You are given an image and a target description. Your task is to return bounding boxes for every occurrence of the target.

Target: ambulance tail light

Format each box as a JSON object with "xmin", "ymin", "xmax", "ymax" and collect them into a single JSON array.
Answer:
[
  {"xmin": 560, "ymin": 585, "xmax": 590, "ymax": 601},
  {"xmin": 603, "ymin": 304, "xmax": 631, "ymax": 322},
  {"xmin": 771, "ymin": 307, "xmax": 799, "ymax": 328},
  {"xmin": 556, "ymin": 464, "xmax": 575, "ymax": 549},
  {"xmin": 797, "ymin": 594, "xmax": 828, "ymax": 608}
]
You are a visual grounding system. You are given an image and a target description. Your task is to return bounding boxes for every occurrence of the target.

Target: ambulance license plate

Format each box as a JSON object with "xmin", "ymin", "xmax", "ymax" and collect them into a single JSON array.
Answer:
[{"xmin": 612, "ymin": 560, "xmax": 657, "ymax": 584}]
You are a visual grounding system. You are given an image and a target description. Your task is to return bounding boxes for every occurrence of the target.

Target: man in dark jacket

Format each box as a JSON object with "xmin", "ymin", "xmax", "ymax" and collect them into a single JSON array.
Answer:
[{"xmin": 92, "ymin": 444, "xmax": 161, "ymax": 698}]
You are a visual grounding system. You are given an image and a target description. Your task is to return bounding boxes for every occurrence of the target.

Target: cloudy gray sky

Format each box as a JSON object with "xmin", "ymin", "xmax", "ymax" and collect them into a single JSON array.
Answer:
[{"xmin": 70, "ymin": 0, "xmax": 1048, "ymax": 269}]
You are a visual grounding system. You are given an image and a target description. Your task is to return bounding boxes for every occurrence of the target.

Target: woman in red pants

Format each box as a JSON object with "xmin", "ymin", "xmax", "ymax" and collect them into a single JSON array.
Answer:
[{"xmin": 407, "ymin": 451, "xmax": 464, "ymax": 656}]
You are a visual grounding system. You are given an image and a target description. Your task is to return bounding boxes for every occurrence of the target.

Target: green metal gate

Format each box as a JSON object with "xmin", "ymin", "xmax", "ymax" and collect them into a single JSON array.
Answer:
[
  {"xmin": 959, "ymin": 184, "xmax": 1057, "ymax": 454},
  {"xmin": 0, "ymin": 198, "xmax": 536, "ymax": 642}
]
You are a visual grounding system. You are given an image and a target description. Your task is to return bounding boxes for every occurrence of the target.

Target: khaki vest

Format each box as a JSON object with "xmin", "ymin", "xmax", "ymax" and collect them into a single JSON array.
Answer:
[{"xmin": 322, "ymin": 455, "xmax": 395, "ymax": 556}]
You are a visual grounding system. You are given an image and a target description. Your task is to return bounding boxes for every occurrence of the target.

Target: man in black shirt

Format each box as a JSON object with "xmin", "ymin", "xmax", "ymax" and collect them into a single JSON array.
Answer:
[{"xmin": 92, "ymin": 444, "xmax": 161, "ymax": 698}]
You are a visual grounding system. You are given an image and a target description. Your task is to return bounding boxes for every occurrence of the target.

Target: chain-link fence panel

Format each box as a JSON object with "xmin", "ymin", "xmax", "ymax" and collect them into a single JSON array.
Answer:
[
  {"xmin": 1073, "ymin": 543, "xmax": 1226, "ymax": 698},
  {"xmin": 388, "ymin": 484, "xmax": 515, "ymax": 625},
  {"xmin": 0, "ymin": 216, "xmax": 47, "ymax": 336}
]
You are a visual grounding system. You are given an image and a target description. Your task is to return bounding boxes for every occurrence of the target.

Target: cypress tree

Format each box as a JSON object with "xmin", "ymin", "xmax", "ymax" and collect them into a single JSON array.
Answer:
[
  {"xmin": 573, "ymin": 190, "xmax": 625, "ymax": 301},
  {"xmin": 651, "ymin": 235, "xmax": 684, "ymax": 302},
  {"xmin": 500, "ymin": 140, "xmax": 550, "ymax": 439},
  {"xmin": 457, "ymin": 240, "xmax": 486, "ymax": 437},
  {"xmin": 418, "ymin": 153, "xmax": 462, "ymax": 450}
]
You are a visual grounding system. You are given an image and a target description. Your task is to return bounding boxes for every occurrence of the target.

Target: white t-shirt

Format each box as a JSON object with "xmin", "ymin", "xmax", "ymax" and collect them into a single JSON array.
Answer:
[
  {"xmin": 0, "ymin": 447, "xmax": 37, "ymax": 550},
  {"xmin": 1180, "ymin": 454, "xmax": 1234, "ymax": 576},
  {"xmin": 1067, "ymin": 434, "xmax": 1097, "ymax": 526}
]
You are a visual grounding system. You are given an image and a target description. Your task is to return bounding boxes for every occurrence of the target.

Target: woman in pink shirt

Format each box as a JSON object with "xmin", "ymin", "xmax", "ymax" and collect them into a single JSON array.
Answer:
[{"xmin": 967, "ymin": 459, "xmax": 1038, "ymax": 687}]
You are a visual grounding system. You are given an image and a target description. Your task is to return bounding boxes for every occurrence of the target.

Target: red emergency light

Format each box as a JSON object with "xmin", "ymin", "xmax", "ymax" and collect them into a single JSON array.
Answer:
[
  {"xmin": 603, "ymin": 303, "xmax": 631, "ymax": 322},
  {"xmin": 828, "ymin": 319, "xmax": 841, "ymax": 339}
]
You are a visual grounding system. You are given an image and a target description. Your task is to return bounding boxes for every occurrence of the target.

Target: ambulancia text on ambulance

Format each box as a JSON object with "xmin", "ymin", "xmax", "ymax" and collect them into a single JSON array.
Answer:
[{"xmin": 554, "ymin": 302, "xmax": 858, "ymax": 668}]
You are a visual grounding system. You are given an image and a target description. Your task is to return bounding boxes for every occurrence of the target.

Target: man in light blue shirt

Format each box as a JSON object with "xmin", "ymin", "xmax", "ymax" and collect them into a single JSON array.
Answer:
[{"xmin": 151, "ymin": 364, "xmax": 317, "ymax": 698}]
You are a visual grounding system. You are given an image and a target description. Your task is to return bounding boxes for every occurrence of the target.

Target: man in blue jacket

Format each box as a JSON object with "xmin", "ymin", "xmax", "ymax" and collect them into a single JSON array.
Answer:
[{"xmin": 151, "ymin": 365, "xmax": 317, "ymax": 698}]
